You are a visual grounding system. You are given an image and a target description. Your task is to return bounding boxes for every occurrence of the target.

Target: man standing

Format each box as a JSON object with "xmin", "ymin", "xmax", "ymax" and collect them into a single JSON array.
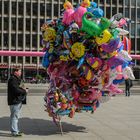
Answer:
[{"xmin": 7, "ymin": 68, "xmax": 27, "ymax": 137}]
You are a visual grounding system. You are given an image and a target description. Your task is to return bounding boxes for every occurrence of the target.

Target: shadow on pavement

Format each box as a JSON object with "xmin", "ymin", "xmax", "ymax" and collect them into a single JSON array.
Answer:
[{"xmin": 0, "ymin": 117, "xmax": 86, "ymax": 136}]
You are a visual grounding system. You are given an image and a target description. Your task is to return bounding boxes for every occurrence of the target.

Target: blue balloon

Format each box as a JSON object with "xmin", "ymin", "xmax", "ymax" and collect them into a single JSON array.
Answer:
[
  {"xmin": 113, "ymin": 77, "xmax": 124, "ymax": 84},
  {"xmin": 42, "ymin": 51, "xmax": 50, "ymax": 68}
]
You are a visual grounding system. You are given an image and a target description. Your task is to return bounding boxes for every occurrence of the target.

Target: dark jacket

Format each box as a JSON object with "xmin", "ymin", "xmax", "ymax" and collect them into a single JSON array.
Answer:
[{"xmin": 7, "ymin": 75, "xmax": 27, "ymax": 105}]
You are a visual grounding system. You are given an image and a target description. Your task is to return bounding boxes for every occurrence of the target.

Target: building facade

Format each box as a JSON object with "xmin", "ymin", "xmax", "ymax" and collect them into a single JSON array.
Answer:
[{"xmin": 0, "ymin": 0, "xmax": 140, "ymax": 81}]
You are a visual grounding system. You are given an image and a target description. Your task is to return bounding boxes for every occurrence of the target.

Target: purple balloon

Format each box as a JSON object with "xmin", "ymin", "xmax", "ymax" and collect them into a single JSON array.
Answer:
[{"xmin": 101, "ymin": 38, "xmax": 120, "ymax": 53}]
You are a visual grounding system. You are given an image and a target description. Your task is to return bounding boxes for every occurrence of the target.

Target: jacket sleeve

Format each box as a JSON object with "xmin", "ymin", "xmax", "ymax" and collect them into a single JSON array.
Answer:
[{"xmin": 10, "ymin": 78, "xmax": 27, "ymax": 96}]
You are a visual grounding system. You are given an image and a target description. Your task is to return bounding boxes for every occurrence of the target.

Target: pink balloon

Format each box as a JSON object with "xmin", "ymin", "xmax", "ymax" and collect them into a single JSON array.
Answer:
[
  {"xmin": 62, "ymin": 9, "xmax": 74, "ymax": 25},
  {"xmin": 73, "ymin": 6, "xmax": 87, "ymax": 27}
]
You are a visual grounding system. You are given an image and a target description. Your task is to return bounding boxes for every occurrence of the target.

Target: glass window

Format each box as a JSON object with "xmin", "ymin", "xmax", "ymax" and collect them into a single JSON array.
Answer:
[
  {"xmin": 131, "ymin": 38, "xmax": 135, "ymax": 51},
  {"xmin": 32, "ymin": 35, "xmax": 37, "ymax": 48},
  {"xmin": 18, "ymin": 56, "xmax": 23, "ymax": 63},
  {"xmin": 40, "ymin": 3, "xmax": 45, "ymax": 16},
  {"xmin": 119, "ymin": 0, "xmax": 123, "ymax": 6},
  {"xmin": 106, "ymin": 7, "xmax": 110, "ymax": 19},
  {"xmin": 137, "ymin": 38, "xmax": 140, "ymax": 52},
  {"xmin": 131, "ymin": 0, "xmax": 136, "ymax": 6},
  {"xmin": 32, "ymin": 57, "xmax": 37, "ymax": 64},
  {"xmin": 40, "ymin": 19, "xmax": 45, "ymax": 27},
  {"xmin": 33, "ymin": 3, "xmax": 38, "ymax": 16},
  {"xmin": 18, "ymin": 18, "xmax": 23, "ymax": 31},
  {"xmin": 131, "ymin": 24, "xmax": 135, "ymax": 36},
  {"xmin": 137, "ymin": 24, "xmax": 140, "ymax": 36},
  {"xmin": 119, "ymin": 8, "xmax": 123, "ymax": 14},
  {"xmin": 3, "ymin": 56, "xmax": 8, "ymax": 63},
  {"xmin": 54, "ymin": 4, "xmax": 58, "ymax": 17},
  {"xmin": 26, "ymin": 2, "xmax": 31, "ymax": 16},
  {"xmin": 4, "ymin": 17, "xmax": 9, "ymax": 30},
  {"xmin": 0, "ymin": 17, "xmax": 1, "ymax": 30},
  {"xmin": 0, "ymin": 1, "xmax": 2, "ymax": 14},
  {"xmin": 11, "ymin": 56, "xmax": 16, "ymax": 63},
  {"xmin": 18, "ymin": 2, "xmax": 23, "ymax": 15},
  {"xmin": 100, "ymin": 0, "xmax": 104, "ymax": 4},
  {"xmin": 12, "ymin": 2, "xmax": 16, "ymax": 15},
  {"xmin": 137, "ymin": 8, "xmax": 140, "ymax": 21},
  {"xmin": 4, "ymin": 1, "xmax": 9, "ymax": 15},
  {"xmin": 26, "ymin": 18, "xmax": 30, "ymax": 31},
  {"xmin": 112, "ymin": 7, "xmax": 117, "ymax": 16},
  {"xmin": 125, "ymin": 0, "xmax": 129, "ymax": 6},
  {"xmin": 138, "ymin": 1, "xmax": 140, "ymax": 7},
  {"xmin": 125, "ymin": 8, "xmax": 129, "ymax": 18},
  {"xmin": 46, "ymin": 4, "xmax": 51, "ymax": 17},
  {"xmin": 12, "ymin": 18, "xmax": 16, "ymax": 30},
  {"xmin": 106, "ymin": 0, "xmax": 111, "ymax": 4},
  {"xmin": 11, "ymin": 34, "xmax": 16, "ymax": 47},
  {"xmin": 3, "ymin": 34, "xmax": 8, "ymax": 47},
  {"xmin": 25, "ymin": 57, "xmax": 30, "ymax": 64},
  {"xmin": 26, "ymin": 34, "xmax": 30, "ymax": 47},
  {"xmin": 18, "ymin": 34, "xmax": 23, "ymax": 47},
  {"xmin": 32, "ymin": 19, "xmax": 37, "ymax": 31},
  {"xmin": 0, "ymin": 34, "xmax": 1, "ymax": 47},
  {"xmin": 131, "ymin": 8, "xmax": 136, "ymax": 21}
]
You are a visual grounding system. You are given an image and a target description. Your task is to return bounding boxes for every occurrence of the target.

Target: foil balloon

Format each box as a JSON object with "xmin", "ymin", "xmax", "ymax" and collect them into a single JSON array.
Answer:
[
  {"xmin": 70, "ymin": 42, "xmax": 85, "ymax": 60},
  {"xmin": 123, "ymin": 36, "xmax": 131, "ymax": 54},
  {"xmin": 80, "ymin": 12, "xmax": 111, "ymax": 37},
  {"xmin": 86, "ymin": 57, "xmax": 102, "ymax": 70},
  {"xmin": 101, "ymin": 38, "xmax": 120, "ymax": 53},
  {"xmin": 95, "ymin": 29, "xmax": 112, "ymax": 45},
  {"xmin": 62, "ymin": 0, "xmax": 74, "ymax": 25}
]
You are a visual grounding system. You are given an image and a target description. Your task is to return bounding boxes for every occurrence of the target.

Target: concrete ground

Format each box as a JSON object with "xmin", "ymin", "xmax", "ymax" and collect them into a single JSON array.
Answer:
[{"xmin": 0, "ymin": 94, "xmax": 140, "ymax": 140}]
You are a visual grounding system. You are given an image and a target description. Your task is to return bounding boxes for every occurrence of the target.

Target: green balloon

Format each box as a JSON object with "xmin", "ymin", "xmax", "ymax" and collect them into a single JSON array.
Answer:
[{"xmin": 79, "ymin": 12, "xmax": 111, "ymax": 37}]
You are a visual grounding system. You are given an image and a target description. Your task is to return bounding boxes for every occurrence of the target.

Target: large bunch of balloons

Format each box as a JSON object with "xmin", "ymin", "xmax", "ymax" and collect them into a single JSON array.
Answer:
[{"xmin": 42, "ymin": 0, "xmax": 135, "ymax": 122}]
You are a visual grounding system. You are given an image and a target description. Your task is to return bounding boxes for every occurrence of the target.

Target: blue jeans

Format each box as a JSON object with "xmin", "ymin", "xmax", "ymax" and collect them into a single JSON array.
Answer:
[{"xmin": 10, "ymin": 103, "xmax": 22, "ymax": 134}]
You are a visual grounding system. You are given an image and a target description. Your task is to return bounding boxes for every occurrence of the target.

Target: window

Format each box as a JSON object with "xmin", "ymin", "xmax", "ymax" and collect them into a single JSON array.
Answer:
[
  {"xmin": 32, "ymin": 35, "xmax": 37, "ymax": 48},
  {"xmin": 131, "ymin": 0, "xmax": 136, "ymax": 6},
  {"xmin": 106, "ymin": 0, "xmax": 111, "ymax": 4},
  {"xmin": 32, "ymin": 19, "xmax": 37, "ymax": 31},
  {"xmin": 0, "ymin": 1, "xmax": 2, "ymax": 14},
  {"xmin": 131, "ymin": 8, "xmax": 136, "ymax": 21},
  {"xmin": 26, "ymin": 18, "xmax": 30, "ymax": 31},
  {"xmin": 11, "ymin": 56, "xmax": 16, "ymax": 63},
  {"xmin": 137, "ymin": 9, "xmax": 140, "ymax": 21},
  {"xmin": 0, "ymin": 34, "xmax": 1, "ymax": 48},
  {"xmin": 137, "ymin": 24, "xmax": 140, "ymax": 36},
  {"xmin": 119, "ymin": 8, "xmax": 123, "ymax": 14},
  {"xmin": 18, "ymin": 18, "xmax": 23, "ymax": 31},
  {"xmin": 40, "ymin": 19, "xmax": 45, "ymax": 27},
  {"xmin": 25, "ymin": 57, "xmax": 30, "ymax": 64},
  {"xmin": 46, "ymin": 4, "xmax": 51, "ymax": 17},
  {"xmin": 125, "ymin": 0, "xmax": 129, "ymax": 6},
  {"xmin": 3, "ymin": 56, "xmax": 8, "ymax": 63},
  {"xmin": 54, "ymin": 4, "xmax": 58, "ymax": 17},
  {"xmin": 18, "ymin": 34, "xmax": 23, "ymax": 47},
  {"xmin": 32, "ymin": 57, "xmax": 37, "ymax": 64},
  {"xmin": 26, "ymin": 34, "xmax": 30, "ymax": 47},
  {"xmin": 11, "ymin": 34, "xmax": 16, "ymax": 47},
  {"xmin": 100, "ymin": 0, "xmax": 104, "ymax": 4},
  {"xmin": 131, "ymin": 38, "xmax": 135, "ymax": 51},
  {"xmin": 106, "ymin": 7, "xmax": 110, "ymax": 19},
  {"xmin": 3, "ymin": 34, "xmax": 8, "ymax": 47},
  {"xmin": 112, "ymin": 7, "xmax": 117, "ymax": 16},
  {"xmin": 33, "ymin": 3, "xmax": 38, "ymax": 16},
  {"xmin": 18, "ymin": 56, "xmax": 23, "ymax": 64},
  {"xmin": 12, "ymin": 18, "xmax": 16, "ymax": 30},
  {"xmin": 138, "ymin": 1, "xmax": 140, "ymax": 7},
  {"xmin": 18, "ymin": 2, "xmax": 23, "ymax": 15},
  {"xmin": 40, "ymin": 3, "xmax": 45, "ymax": 16},
  {"xmin": 119, "ymin": 0, "xmax": 123, "ymax": 6},
  {"xmin": 137, "ymin": 38, "xmax": 140, "ymax": 53},
  {"xmin": 125, "ymin": 8, "xmax": 129, "ymax": 18},
  {"xmin": 4, "ymin": 17, "xmax": 9, "ymax": 31},
  {"xmin": 12, "ymin": 2, "xmax": 16, "ymax": 15},
  {"xmin": 4, "ymin": 1, "xmax": 9, "ymax": 15},
  {"xmin": 131, "ymin": 24, "xmax": 135, "ymax": 36},
  {"xmin": 26, "ymin": 2, "xmax": 31, "ymax": 16}
]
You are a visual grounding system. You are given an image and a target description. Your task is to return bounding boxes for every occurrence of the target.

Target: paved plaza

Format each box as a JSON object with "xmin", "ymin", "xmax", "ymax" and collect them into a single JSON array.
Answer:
[{"xmin": 0, "ymin": 91, "xmax": 140, "ymax": 140}]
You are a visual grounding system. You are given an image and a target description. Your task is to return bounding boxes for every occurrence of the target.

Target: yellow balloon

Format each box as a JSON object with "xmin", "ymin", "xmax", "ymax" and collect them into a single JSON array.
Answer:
[
  {"xmin": 95, "ymin": 29, "xmax": 112, "ymax": 45},
  {"xmin": 71, "ymin": 42, "xmax": 85, "ymax": 60}
]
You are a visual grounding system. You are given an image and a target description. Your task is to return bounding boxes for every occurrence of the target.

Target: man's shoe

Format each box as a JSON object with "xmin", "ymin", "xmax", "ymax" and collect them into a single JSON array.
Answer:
[{"xmin": 11, "ymin": 133, "xmax": 22, "ymax": 137}]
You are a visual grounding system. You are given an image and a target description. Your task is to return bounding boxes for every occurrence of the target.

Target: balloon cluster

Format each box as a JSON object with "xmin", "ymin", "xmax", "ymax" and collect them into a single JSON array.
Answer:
[{"xmin": 42, "ymin": 0, "xmax": 135, "ymax": 122}]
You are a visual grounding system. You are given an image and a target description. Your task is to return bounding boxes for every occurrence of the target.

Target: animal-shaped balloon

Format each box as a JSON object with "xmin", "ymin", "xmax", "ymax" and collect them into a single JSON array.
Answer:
[
  {"xmin": 62, "ymin": 0, "xmax": 74, "ymax": 25},
  {"xmin": 80, "ymin": 12, "xmax": 111, "ymax": 37}
]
